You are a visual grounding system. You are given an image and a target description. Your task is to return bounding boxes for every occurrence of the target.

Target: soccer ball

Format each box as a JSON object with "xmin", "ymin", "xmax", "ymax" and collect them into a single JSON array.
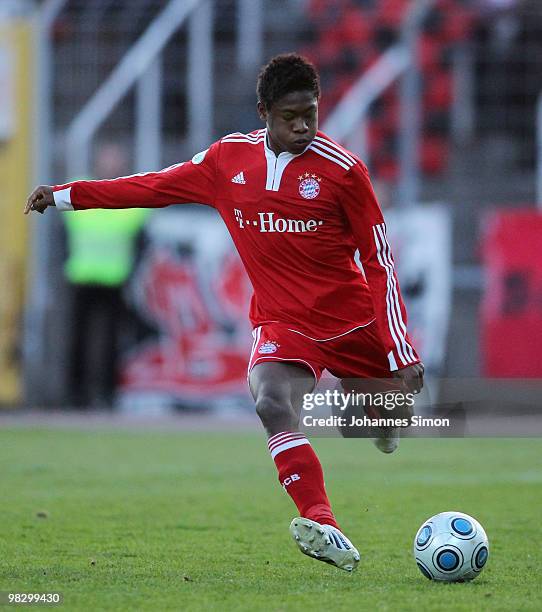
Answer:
[{"xmin": 413, "ymin": 511, "xmax": 489, "ymax": 582}]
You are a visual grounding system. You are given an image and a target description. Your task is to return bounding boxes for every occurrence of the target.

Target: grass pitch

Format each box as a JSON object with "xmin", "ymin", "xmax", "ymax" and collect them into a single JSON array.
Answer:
[{"xmin": 0, "ymin": 428, "xmax": 540, "ymax": 611}]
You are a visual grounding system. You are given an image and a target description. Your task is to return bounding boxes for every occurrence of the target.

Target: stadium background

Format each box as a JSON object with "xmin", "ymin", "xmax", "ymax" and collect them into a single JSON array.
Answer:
[
  {"xmin": 1, "ymin": 1, "xmax": 541, "ymax": 610},
  {"xmin": 1, "ymin": 0, "xmax": 541, "ymax": 410}
]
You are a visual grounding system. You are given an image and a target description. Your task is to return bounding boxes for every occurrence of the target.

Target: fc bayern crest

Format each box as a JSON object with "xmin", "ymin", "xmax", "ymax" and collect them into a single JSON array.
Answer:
[
  {"xmin": 258, "ymin": 340, "xmax": 280, "ymax": 354},
  {"xmin": 298, "ymin": 172, "xmax": 322, "ymax": 200}
]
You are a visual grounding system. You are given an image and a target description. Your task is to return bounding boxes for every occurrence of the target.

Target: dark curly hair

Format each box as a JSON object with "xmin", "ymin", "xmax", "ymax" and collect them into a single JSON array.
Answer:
[{"xmin": 256, "ymin": 53, "xmax": 321, "ymax": 111}]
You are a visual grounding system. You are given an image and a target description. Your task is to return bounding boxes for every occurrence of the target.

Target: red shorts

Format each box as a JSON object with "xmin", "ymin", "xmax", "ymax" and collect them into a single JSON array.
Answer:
[{"xmin": 247, "ymin": 321, "xmax": 391, "ymax": 382}]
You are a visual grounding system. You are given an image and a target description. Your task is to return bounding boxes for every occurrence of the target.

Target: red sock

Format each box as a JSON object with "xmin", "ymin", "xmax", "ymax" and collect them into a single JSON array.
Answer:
[{"xmin": 267, "ymin": 431, "xmax": 339, "ymax": 529}]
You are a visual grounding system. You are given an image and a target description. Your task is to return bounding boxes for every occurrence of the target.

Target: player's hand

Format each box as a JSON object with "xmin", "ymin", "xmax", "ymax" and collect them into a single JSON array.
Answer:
[
  {"xmin": 392, "ymin": 362, "xmax": 424, "ymax": 395},
  {"xmin": 24, "ymin": 185, "xmax": 54, "ymax": 215}
]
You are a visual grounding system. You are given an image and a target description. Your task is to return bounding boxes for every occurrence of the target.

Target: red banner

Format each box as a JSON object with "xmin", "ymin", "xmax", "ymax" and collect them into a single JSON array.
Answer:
[
  {"xmin": 118, "ymin": 209, "xmax": 254, "ymax": 409},
  {"xmin": 481, "ymin": 209, "xmax": 542, "ymax": 377}
]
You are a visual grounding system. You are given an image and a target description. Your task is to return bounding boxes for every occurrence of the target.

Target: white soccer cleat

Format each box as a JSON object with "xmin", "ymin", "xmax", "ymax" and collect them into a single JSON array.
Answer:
[
  {"xmin": 289, "ymin": 517, "xmax": 360, "ymax": 572},
  {"xmin": 370, "ymin": 426, "xmax": 400, "ymax": 454}
]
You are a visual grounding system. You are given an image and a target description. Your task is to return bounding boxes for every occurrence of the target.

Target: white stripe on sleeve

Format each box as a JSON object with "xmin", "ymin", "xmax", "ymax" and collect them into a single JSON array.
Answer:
[
  {"xmin": 376, "ymin": 224, "xmax": 417, "ymax": 362},
  {"xmin": 372, "ymin": 223, "xmax": 416, "ymax": 366},
  {"xmin": 309, "ymin": 144, "xmax": 351, "ymax": 171}
]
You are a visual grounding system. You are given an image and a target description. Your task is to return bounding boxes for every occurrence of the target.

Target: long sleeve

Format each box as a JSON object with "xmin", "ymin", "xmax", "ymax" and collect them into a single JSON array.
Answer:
[
  {"xmin": 52, "ymin": 143, "xmax": 219, "ymax": 211},
  {"xmin": 340, "ymin": 161, "xmax": 420, "ymax": 371}
]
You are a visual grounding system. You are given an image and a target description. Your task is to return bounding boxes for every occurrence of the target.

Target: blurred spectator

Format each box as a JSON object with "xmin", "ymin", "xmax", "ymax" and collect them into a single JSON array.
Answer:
[{"xmin": 63, "ymin": 143, "xmax": 149, "ymax": 408}]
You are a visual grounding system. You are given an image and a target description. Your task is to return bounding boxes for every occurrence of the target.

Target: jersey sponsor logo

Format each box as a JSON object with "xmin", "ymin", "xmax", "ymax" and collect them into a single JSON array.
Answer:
[
  {"xmin": 298, "ymin": 172, "xmax": 321, "ymax": 200},
  {"xmin": 282, "ymin": 473, "xmax": 301, "ymax": 488},
  {"xmin": 231, "ymin": 171, "xmax": 246, "ymax": 184},
  {"xmin": 233, "ymin": 209, "xmax": 324, "ymax": 233},
  {"xmin": 234, "ymin": 208, "xmax": 244, "ymax": 227},
  {"xmin": 191, "ymin": 148, "xmax": 208, "ymax": 164},
  {"xmin": 258, "ymin": 212, "xmax": 324, "ymax": 233},
  {"xmin": 258, "ymin": 340, "xmax": 280, "ymax": 354}
]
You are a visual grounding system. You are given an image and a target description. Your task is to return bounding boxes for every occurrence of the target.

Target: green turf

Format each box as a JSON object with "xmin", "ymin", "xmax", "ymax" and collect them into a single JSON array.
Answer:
[{"xmin": 0, "ymin": 429, "xmax": 540, "ymax": 611}]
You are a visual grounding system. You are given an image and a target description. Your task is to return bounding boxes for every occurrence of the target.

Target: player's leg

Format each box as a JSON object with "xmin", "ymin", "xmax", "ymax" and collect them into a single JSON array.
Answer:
[
  {"xmin": 250, "ymin": 361, "xmax": 338, "ymax": 526},
  {"xmin": 249, "ymin": 360, "xmax": 360, "ymax": 571},
  {"xmin": 249, "ymin": 361, "xmax": 313, "ymax": 436},
  {"xmin": 327, "ymin": 322, "xmax": 411, "ymax": 452},
  {"xmin": 337, "ymin": 377, "xmax": 404, "ymax": 453}
]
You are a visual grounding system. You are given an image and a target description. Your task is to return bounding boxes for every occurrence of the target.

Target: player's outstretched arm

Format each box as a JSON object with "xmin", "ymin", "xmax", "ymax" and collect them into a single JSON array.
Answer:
[
  {"xmin": 24, "ymin": 143, "xmax": 219, "ymax": 214},
  {"xmin": 340, "ymin": 161, "xmax": 422, "ymax": 386},
  {"xmin": 24, "ymin": 185, "xmax": 54, "ymax": 215}
]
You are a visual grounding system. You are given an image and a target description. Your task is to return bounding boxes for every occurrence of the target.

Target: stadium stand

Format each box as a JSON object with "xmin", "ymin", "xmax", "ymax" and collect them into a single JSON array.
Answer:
[{"xmin": 302, "ymin": 0, "xmax": 476, "ymax": 178}]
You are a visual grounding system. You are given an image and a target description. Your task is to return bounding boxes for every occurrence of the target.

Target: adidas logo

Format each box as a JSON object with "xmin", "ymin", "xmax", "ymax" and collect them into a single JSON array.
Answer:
[{"xmin": 231, "ymin": 171, "xmax": 246, "ymax": 184}]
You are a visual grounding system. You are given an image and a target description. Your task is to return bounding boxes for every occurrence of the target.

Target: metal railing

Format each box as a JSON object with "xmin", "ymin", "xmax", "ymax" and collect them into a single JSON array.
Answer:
[
  {"xmin": 397, "ymin": 0, "xmax": 435, "ymax": 208},
  {"xmin": 322, "ymin": 46, "xmax": 409, "ymax": 163},
  {"xmin": 33, "ymin": 0, "xmax": 67, "ymax": 185},
  {"xmin": 23, "ymin": 0, "xmax": 68, "ymax": 405},
  {"xmin": 66, "ymin": 0, "xmax": 204, "ymax": 178},
  {"xmin": 23, "ymin": 0, "xmax": 288, "ymax": 405},
  {"xmin": 322, "ymin": 0, "xmax": 435, "ymax": 207},
  {"xmin": 237, "ymin": 0, "xmax": 263, "ymax": 75}
]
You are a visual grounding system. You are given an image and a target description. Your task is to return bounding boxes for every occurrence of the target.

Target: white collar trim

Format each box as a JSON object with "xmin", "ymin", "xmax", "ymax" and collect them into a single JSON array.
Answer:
[{"xmin": 263, "ymin": 129, "xmax": 311, "ymax": 191}]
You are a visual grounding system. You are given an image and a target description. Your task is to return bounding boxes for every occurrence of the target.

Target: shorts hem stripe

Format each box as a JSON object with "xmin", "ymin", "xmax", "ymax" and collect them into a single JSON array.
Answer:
[
  {"xmin": 248, "ymin": 357, "xmax": 318, "ymax": 384},
  {"xmin": 285, "ymin": 320, "xmax": 376, "ymax": 342}
]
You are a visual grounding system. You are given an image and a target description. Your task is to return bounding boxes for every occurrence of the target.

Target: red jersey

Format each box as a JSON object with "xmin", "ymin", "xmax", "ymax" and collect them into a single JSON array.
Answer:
[{"xmin": 53, "ymin": 129, "xmax": 419, "ymax": 372}]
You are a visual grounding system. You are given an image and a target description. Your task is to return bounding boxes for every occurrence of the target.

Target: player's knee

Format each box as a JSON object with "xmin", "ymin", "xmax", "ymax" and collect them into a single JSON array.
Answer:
[{"xmin": 255, "ymin": 392, "xmax": 295, "ymax": 428}]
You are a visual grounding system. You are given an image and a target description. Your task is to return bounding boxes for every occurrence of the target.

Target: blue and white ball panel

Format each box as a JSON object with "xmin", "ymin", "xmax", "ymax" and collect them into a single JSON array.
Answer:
[
  {"xmin": 471, "ymin": 542, "xmax": 489, "ymax": 572},
  {"xmin": 415, "ymin": 559, "xmax": 434, "ymax": 580},
  {"xmin": 433, "ymin": 546, "xmax": 464, "ymax": 573},
  {"xmin": 415, "ymin": 524, "xmax": 433, "ymax": 550},
  {"xmin": 476, "ymin": 547, "xmax": 489, "ymax": 568},
  {"xmin": 451, "ymin": 517, "xmax": 473, "ymax": 536},
  {"xmin": 413, "ymin": 511, "xmax": 489, "ymax": 582}
]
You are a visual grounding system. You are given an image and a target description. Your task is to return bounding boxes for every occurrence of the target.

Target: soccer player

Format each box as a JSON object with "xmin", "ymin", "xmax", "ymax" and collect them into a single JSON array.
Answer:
[{"xmin": 25, "ymin": 54, "xmax": 423, "ymax": 572}]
